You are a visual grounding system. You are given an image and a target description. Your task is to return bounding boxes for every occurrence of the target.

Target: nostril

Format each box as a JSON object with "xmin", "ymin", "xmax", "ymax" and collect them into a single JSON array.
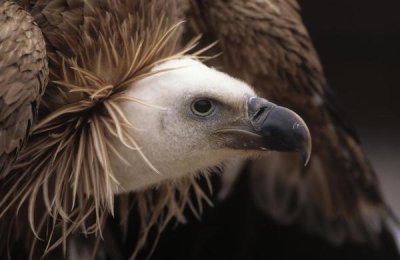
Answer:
[
  {"xmin": 253, "ymin": 107, "xmax": 266, "ymax": 121},
  {"xmin": 248, "ymin": 97, "xmax": 276, "ymax": 116},
  {"xmin": 250, "ymin": 107, "xmax": 277, "ymax": 133}
]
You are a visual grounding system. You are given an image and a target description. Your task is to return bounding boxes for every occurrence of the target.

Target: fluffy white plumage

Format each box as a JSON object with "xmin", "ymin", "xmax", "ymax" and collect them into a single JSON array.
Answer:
[{"xmin": 111, "ymin": 58, "xmax": 258, "ymax": 192}]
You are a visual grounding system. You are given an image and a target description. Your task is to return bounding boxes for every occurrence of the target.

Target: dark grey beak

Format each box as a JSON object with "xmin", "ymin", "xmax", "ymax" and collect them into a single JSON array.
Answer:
[{"xmin": 248, "ymin": 97, "xmax": 312, "ymax": 165}]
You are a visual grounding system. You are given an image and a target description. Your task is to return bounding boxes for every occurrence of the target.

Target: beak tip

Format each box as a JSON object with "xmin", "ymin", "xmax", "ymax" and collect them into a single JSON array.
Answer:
[
  {"xmin": 301, "ymin": 128, "xmax": 312, "ymax": 167},
  {"xmin": 302, "ymin": 143, "xmax": 312, "ymax": 166}
]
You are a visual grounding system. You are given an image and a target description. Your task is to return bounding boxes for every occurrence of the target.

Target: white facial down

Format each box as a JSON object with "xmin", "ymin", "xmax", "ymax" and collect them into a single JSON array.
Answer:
[{"xmin": 110, "ymin": 58, "xmax": 311, "ymax": 193}]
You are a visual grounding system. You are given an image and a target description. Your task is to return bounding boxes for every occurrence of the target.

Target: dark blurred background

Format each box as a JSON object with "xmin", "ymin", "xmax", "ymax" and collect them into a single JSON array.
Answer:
[{"xmin": 301, "ymin": 0, "xmax": 400, "ymax": 217}]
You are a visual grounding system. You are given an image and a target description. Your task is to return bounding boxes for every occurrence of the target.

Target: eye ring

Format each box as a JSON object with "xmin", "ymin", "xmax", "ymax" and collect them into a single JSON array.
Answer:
[{"xmin": 191, "ymin": 99, "xmax": 215, "ymax": 117}]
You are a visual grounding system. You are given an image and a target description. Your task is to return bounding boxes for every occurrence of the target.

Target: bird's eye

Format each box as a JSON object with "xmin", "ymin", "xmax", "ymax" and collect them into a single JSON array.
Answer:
[{"xmin": 191, "ymin": 99, "xmax": 215, "ymax": 116}]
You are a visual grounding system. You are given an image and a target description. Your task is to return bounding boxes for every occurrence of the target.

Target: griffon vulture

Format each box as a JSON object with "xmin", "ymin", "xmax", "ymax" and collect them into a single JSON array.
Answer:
[
  {"xmin": 137, "ymin": 1, "xmax": 400, "ymax": 260},
  {"xmin": 0, "ymin": 0, "xmax": 393, "ymax": 259},
  {"xmin": 0, "ymin": 0, "xmax": 312, "ymax": 258},
  {"xmin": 105, "ymin": 0, "xmax": 400, "ymax": 259}
]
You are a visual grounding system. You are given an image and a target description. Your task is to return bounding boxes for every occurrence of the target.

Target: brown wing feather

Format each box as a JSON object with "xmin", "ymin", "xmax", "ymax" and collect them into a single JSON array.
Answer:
[
  {"xmin": 0, "ymin": 0, "xmax": 48, "ymax": 177},
  {"xmin": 183, "ymin": 0, "xmax": 395, "ymax": 244}
]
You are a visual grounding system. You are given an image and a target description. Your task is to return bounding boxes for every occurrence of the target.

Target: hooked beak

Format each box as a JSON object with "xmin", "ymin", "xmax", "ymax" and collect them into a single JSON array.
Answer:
[
  {"xmin": 248, "ymin": 97, "xmax": 312, "ymax": 165},
  {"xmin": 219, "ymin": 97, "xmax": 312, "ymax": 165}
]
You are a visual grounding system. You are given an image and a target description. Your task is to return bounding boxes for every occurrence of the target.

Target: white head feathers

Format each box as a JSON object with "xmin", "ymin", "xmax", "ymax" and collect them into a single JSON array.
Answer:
[{"xmin": 111, "ymin": 58, "xmax": 257, "ymax": 192}]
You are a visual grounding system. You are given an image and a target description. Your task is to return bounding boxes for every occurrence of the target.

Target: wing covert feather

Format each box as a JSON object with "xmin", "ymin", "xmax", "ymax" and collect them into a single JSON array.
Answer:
[{"xmin": 0, "ymin": 1, "xmax": 48, "ymax": 177}]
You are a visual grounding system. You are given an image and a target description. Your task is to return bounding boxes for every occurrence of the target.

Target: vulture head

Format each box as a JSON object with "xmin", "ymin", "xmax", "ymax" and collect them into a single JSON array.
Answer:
[
  {"xmin": 0, "ymin": 1, "xmax": 312, "ymax": 256},
  {"xmin": 111, "ymin": 58, "xmax": 311, "ymax": 192}
]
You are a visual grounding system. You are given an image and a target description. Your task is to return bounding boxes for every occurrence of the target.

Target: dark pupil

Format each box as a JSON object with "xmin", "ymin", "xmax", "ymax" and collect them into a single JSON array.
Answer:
[{"xmin": 194, "ymin": 100, "xmax": 212, "ymax": 114}]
